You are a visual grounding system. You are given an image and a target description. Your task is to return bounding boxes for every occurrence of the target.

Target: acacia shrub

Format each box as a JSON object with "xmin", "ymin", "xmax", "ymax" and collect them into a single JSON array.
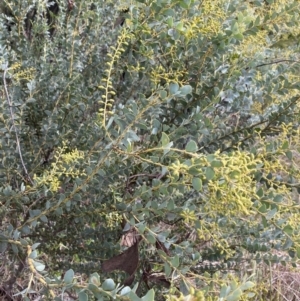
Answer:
[{"xmin": 0, "ymin": 0, "xmax": 300, "ymax": 300}]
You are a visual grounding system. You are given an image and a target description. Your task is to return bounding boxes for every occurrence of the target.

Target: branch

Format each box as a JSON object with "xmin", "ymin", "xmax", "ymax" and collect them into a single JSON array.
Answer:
[
  {"xmin": 2, "ymin": 68, "xmax": 33, "ymax": 185},
  {"xmin": 27, "ymin": 245, "xmax": 55, "ymax": 298}
]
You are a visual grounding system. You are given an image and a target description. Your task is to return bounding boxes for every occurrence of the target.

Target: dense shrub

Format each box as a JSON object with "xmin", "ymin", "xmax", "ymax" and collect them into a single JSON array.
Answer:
[{"xmin": 1, "ymin": 0, "xmax": 300, "ymax": 300}]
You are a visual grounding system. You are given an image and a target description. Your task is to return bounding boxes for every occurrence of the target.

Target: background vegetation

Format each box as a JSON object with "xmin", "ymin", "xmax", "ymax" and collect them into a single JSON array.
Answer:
[{"xmin": 1, "ymin": 0, "xmax": 300, "ymax": 300}]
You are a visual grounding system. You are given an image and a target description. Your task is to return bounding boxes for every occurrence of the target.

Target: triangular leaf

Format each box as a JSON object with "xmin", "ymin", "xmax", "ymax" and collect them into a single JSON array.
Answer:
[
  {"xmin": 227, "ymin": 289, "xmax": 242, "ymax": 301},
  {"xmin": 240, "ymin": 281, "xmax": 255, "ymax": 291},
  {"xmin": 64, "ymin": 269, "xmax": 74, "ymax": 284},
  {"xmin": 146, "ymin": 233, "xmax": 156, "ymax": 244},
  {"xmin": 78, "ymin": 292, "xmax": 88, "ymax": 301},
  {"xmin": 205, "ymin": 167, "xmax": 215, "ymax": 180},
  {"xmin": 171, "ymin": 255, "xmax": 179, "ymax": 268},
  {"xmin": 180, "ymin": 85, "xmax": 192, "ymax": 95},
  {"xmin": 102, "ymin": 278, "xmax": 115, "ymax": 291},
  {"xmin": 192, "ymin": 177, "xmax": 202, "ymax": 191},
  {"xmin": 141, "ymin": 289, "xmax": 155, "ymax": 301},
  {"xmin": 33, "ymin": 260, "xmax": 45, "ymax": 272},
  {"xmin": 169, "ymin": 83, "xmax": 179, "ymax": 95},
  {"xmin": 161, "ymin": 132, "xmax": 170, "ymax": 146},
  {"xmin": 185, "ymin": 140, "xmax": 197, "ymax": 152}
]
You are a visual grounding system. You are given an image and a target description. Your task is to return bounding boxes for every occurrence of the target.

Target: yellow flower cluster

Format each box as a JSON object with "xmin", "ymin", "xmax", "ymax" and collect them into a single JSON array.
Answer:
[
  {"xmin": 170, "ymin": 149, "xmax": 262, "ymax": 216},
  {"xmin": 104, "ymin": 211, "xmax": 123, "ymax": 229},
  {"xmin": 166, "ymin": 287, "xmax": 209, "ymax": 301},
  {"xmin": 150, "ymin": 65, "xmax": 188, "ymax": 86},
  {"xmin": 98, "ymin": 29, "xmax": 132, "ymax": 127},
  {"xmin": 184, "ymin": 1, "xmax": 225, "ymax": 39},
  {"xmin": 8, "ymin": 62, "xmax": 36, "ymax": 82},
  {"xmin": 34, "ymin": 143, "xmax": 85, "ymax": 192},
  {"xmin": 207, "ymin": 151, "xmax": 261, "ymax": 215}
]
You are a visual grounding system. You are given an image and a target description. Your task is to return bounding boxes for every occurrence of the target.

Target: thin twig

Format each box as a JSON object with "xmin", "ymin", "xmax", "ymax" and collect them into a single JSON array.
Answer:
[
  {"xmin": 3, "ymin": 259, "xmax": 25, "ymax": 291},
  {"xmin": 256, "ymin": 59, "xmax": 300, "ymax": 68},
  {"xmin": 2, "ymin": 68, "xmax": 33, "ymax": 185}
]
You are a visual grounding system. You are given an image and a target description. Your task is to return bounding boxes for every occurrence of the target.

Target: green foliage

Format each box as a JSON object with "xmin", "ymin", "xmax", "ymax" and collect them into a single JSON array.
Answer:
[{"xmin": 1, "ymin": 0, "xmax": 300, "ymax": 300}]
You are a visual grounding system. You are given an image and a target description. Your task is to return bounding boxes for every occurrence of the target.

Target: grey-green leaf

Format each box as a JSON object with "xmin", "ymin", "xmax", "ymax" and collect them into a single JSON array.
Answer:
[
  {"xmin": 0, "ymin": 242, "xmax": 8, "ymax": 253},
  {"xmin": 240, "ymin": 281, "xmax": 255, "ymax": 291},
  {"xmin": 141, "ymin": 289, "xmax": 155, "ymax": 301},
  {"xmin": 185, "ymin": 140, "xmax": 197, "ymax": 152},
  {"xmin": 102, "ymin": 278, "xmax": 116, "ymax": 291},
  {"xmin": 33, "ymin": 260, "xmax": 45, "ymax": 272},
  {"xmin": 78, "ymin": 292, "xmax": 88, "ymax": 301},
  {"xmin": 227, "ymin": 289, "xmax": 242, "ymax": 301},
  {"xmin": 180, "ymin": 85, "xmax": 192, "ymax": 95},
  {"xmin": 64, "ymin": 269, "xmax": 74, "ymax": 284},
  {"xmin": 171, "ymin": 255, "xmax": 179, "ymax": 268},
  {"xmin": 161, "ymin": 132, "xmax": 170, "ymax": 146},
  {"xmin": 146, "ymin": 233, "xmax": 156, "ymax": 244},
  {"xmin": 205, "ymin": 167, "xmax": 215, "ymax": 180},
  {"xmin": 192, "ymin": 177, "xmax": 202, "ymax": 191},
  {"xmin": 169, "ymin": 83, "xmax": 179, "ymax": 95}
]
